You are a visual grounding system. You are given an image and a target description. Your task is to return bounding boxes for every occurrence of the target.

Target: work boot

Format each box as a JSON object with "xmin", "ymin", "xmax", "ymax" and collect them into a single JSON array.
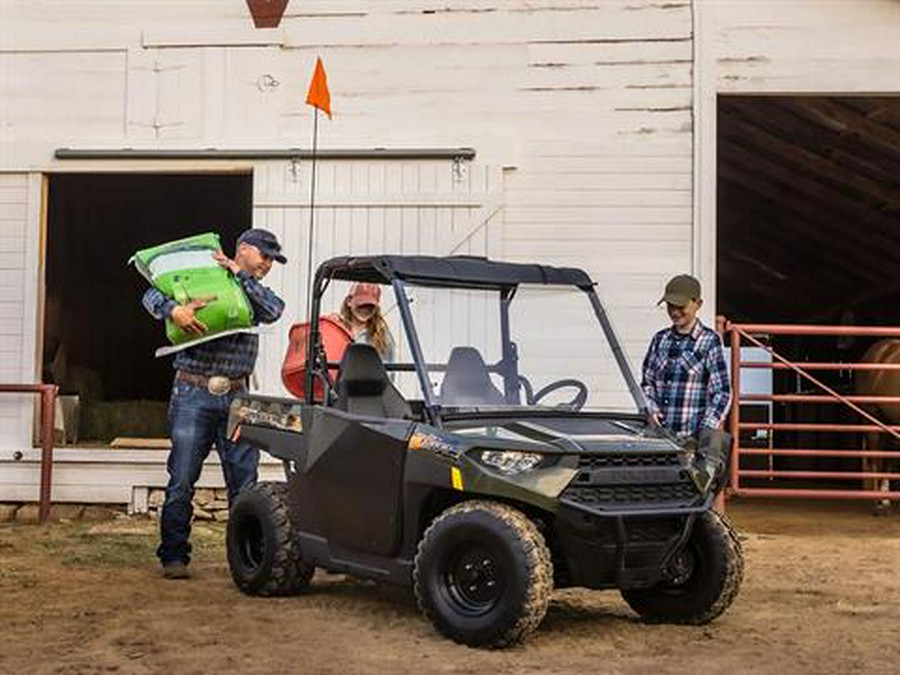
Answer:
[{"xmin": 162, "ymin": 561, "xmax": 190, "ymax": 579}]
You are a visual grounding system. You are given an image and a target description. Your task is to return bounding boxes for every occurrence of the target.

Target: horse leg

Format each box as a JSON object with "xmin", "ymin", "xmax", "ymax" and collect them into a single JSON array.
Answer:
[{"xmin": 863, "ymin": 433, "xmax": 891, "ymax": 515}]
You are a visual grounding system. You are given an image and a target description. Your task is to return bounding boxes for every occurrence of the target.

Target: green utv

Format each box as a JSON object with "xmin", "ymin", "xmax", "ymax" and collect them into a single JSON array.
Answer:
[{"xmin": 225, "ymin": 255, "xmax": 743, "ymax": 648}]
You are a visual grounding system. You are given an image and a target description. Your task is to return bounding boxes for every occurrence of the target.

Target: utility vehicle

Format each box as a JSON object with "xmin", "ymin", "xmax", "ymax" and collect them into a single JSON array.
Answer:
[{"xmin": 225, "ymin": 255, "xmax": 742, "ymax": 648}]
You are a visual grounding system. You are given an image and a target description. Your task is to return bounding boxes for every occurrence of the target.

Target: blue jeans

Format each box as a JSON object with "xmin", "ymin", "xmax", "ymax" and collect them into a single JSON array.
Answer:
[{"xmin": 157, "ymin": 381, "xmax": 259, "ymax": 566}]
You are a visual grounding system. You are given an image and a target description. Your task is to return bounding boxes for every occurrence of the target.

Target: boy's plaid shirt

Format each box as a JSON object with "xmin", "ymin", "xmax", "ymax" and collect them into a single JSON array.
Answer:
[{"xmin": 640, "ymin": 320, "xmax": 731, "ymax": 437}]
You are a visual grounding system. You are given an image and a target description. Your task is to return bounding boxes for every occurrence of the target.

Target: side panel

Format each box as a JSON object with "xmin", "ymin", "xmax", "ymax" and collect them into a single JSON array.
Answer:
[{"xmin": 297, "ymin": 408, "xmax": 413, "ymax": 558}]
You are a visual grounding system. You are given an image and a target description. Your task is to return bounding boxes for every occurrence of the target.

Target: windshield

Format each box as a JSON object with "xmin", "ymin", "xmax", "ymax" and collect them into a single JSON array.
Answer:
[{"xmin": 396, "ymin": 282, "xmax": 640, "ymax": 414}]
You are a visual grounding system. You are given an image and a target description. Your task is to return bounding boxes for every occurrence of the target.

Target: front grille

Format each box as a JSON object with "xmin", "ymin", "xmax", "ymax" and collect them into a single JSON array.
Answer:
[
  {"xmin": 563, "ymin": 482, "xmax": 697, "ymax": 506},
  {"xmin": 561, "ymin": 452, "xmax": 698, "ymax": 510},
  {"xmin": 578, "ymin": 453, "xmax": 680, "ymax": 468}
]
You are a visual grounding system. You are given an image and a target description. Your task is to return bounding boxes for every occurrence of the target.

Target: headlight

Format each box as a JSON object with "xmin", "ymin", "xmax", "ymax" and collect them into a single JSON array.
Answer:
[{"xmin": 478, "ymin": 450, "xmax": 543, "ymax": 475}]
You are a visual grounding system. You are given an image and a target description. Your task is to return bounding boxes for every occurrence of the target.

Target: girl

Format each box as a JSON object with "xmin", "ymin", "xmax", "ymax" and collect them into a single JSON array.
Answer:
[{"xmin": 335, "ymin": 282, "xmax": 395, "ymax": 362}]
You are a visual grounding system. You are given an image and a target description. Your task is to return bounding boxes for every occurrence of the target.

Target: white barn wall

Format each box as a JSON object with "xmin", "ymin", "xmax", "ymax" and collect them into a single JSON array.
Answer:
[
  {"xmin": 0, "ymin": 1, "xmax": 695, "ymax": 500},
  {"xmin": 1, "ymin": 2, "xmax": 695, "ymax": 388},
  {"xmin": 0, "ymin": 172, "xmax": 41, "ymax": 447},
  {"xmin": 711, "ymin": 0, "xmax": 900, "ymax": 93}
]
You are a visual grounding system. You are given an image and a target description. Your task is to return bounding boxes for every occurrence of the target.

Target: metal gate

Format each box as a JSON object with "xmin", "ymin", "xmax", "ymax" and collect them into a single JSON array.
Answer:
[{"xmin": 720, "ymin": 319, "xmax": 900, "ymax": 501}]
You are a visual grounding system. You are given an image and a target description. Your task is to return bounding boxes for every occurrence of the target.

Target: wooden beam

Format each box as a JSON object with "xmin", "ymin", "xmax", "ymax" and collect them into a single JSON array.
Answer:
[
  {"xmin": 783, "ymin": 98, "xmax": 900, "ymax": 164},
  {"xmin": 718, "ymin": 178, "xmax": 875, "ymax": 292},
  {"xmin": 719, "ymin": 142, "xmax": 900, "ymax": 266},
  {"xmin": 722, "ymin": 112, "xmax": 900, "ymax": 210}
]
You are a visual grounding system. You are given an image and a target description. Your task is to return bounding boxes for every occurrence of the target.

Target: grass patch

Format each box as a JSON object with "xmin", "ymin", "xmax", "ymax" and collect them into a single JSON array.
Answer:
[
  {"xmin": 24, "ymin": 520, "xmax": 227, "ymax": 568},
  {"xmin": 35, "ymin": 528, "xmax": 157, "ymax": 567}
]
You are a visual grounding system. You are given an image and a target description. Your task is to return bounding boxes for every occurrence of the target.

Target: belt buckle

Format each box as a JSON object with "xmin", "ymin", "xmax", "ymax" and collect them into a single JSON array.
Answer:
[{"xmin": 207, "ymin": 375, "xmax": 231, "ymax": 396}]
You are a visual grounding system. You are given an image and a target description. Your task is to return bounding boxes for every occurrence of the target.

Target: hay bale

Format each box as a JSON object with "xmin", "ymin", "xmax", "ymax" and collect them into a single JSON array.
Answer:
[{"xmin": 81, "ymin": 400, "xmax": 168, "ymax": 442}]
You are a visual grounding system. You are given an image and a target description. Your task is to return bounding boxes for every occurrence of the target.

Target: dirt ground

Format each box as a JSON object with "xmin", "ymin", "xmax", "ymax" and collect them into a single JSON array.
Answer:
[{"xmin": 1, "ymin": 499, "xmax": 898, "ymax": 675}]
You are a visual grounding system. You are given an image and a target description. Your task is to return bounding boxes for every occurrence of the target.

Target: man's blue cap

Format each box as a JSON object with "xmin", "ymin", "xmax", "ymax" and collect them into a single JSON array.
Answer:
[{"xmin": 237, "ymin": 228, "xmax": 287, "ymax": 264}]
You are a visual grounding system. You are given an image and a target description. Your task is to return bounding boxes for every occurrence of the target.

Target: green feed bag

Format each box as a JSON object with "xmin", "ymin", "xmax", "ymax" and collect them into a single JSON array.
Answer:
[{"xmin": 130, "ymin": 233, "xmax": 254, "ymax": 353}]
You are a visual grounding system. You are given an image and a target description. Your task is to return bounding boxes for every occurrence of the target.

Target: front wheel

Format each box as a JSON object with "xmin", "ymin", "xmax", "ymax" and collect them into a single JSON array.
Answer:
[
  {"xmin": 620, "ymin": 510, "xmax": 744, "ymax": 624},
  {"xmin": 226, "ymin": 482, "xmax": 314, "ymax": 597},
  {"xmin": 413, "ymin": 500, "xmax": 553, "ymax": 648}
]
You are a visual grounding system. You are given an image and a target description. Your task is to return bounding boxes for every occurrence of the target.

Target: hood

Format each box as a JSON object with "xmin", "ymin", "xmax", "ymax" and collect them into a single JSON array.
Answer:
[{"xmin": 445, "ymin": 416, "xmax": 683, "ymax": 455}]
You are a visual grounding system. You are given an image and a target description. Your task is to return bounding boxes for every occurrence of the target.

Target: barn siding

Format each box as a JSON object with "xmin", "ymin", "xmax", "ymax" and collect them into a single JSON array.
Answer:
[
  {"xmin": 0, "ymin": 0, "xmax": 694, "ymax": 500},
  {"xmin": 0, "ymin": 173, "xmax": 40, "ymax": 448},
  {"xmin": 713, "ymin": 0, "xmax": 900, "ymax": 92}
]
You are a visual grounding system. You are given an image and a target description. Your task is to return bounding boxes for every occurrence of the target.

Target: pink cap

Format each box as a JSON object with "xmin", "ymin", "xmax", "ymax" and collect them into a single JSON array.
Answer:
[{"xmin": 348, "ymin": 282, "xmax": 381, "ymax": 308}]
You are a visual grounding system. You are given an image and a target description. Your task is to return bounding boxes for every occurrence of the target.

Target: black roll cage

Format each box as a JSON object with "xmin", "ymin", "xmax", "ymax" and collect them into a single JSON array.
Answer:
[{"xmin": 303, "ymin": 255, "xmax": 647, "ymax": 425}]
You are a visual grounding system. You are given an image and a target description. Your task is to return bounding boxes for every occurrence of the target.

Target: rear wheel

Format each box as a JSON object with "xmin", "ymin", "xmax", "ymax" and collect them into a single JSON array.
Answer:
[
  {"xmin": 621, "ymin": 510, "xmax": 743, "ymax": 624},
  {"xmin": 226, "ymin": 482, "xmax": 314, "ymax": 596},
  {"xmin": 413, "ymin": 500, "xmax": 553, "ymax": 648}
]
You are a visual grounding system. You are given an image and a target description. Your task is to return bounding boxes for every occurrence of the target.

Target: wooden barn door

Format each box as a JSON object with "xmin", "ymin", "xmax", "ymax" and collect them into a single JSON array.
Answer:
[
  {"xmin": 0, "ymin": 173, "xmax": 42, "ymax": 448},
  {"xmin": 248, "ymin": 158, "xmax": 504, "ymax": 396}
]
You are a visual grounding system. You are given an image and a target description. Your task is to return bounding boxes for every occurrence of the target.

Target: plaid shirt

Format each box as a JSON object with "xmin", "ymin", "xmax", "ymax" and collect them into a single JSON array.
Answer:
[
  {"xmin": 641, "ymin": 320, "xmax": 731, "ymax": 437},
  {"xmin": 142, "ymin": 270, "xmax": 284, "ymax": 379}
]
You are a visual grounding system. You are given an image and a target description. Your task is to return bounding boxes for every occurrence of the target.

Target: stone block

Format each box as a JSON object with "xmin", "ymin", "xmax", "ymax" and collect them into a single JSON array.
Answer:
[
  {"xmin": 49, "ymin": 504, "xmax": 85, "ymax": 522},
  {"xmin": 194, "ymin": 488, "xmax": 216, "ymax": 506},
  {"xmin": 0, "ymin": 503, "xmax": 19, "ymax": 522},
  {"xmin": 15, "ymin": 504, "xmax": 40, "ymax": 523},
  {"xmin": 193, "ymin": 507, "xmax": 214, "ymax": 521}
]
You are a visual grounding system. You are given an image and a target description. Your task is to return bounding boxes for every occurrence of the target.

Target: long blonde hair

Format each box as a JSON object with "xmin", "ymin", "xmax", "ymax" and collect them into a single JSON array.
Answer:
[{"xmin": 340, "ymin": 298, "xmax": 391, "ymax": 358}]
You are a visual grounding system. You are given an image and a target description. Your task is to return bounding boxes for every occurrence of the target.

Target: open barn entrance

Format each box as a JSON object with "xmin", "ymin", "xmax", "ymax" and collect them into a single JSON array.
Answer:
[
  {"xmin": 44, "ymin": 172, "xmax": 252, "ymax": 444},
  {"xmin": 717, "ymin": 96, "xmax": 900, "ymax": 492}
]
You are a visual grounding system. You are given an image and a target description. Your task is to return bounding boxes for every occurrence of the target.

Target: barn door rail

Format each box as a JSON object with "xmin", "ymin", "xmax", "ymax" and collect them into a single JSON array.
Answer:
[{"xmin": 719, "ymin": 320, "xmax": 900, "ymax": 501}]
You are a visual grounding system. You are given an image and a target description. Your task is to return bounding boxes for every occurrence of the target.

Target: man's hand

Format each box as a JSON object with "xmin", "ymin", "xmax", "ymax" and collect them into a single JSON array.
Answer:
[
  {"xmin": 214, "ymin": 250, "xmax": 241, "ymax": 275},
  {"xmin": 170, "ymin": 299, "xmax": 209, "ymax": 336},
  {"xmin": 647, "ymin": 411, "xmax": 662, "ymax": 428}
]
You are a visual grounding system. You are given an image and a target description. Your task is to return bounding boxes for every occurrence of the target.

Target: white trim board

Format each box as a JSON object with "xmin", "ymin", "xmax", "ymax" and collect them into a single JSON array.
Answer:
[{"xmin": 0, "ymin": 447, "xmax": 284, "ymax": 505}]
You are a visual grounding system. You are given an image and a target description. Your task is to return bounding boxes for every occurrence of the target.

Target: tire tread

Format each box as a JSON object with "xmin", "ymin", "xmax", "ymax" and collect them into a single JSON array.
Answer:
[{"xmin": 413, "ymin": 500, "xmax": 553, "ymax": 648}]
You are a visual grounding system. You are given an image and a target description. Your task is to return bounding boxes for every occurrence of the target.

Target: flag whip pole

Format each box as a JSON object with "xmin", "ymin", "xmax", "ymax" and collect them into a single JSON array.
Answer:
[
  {"xmin": 305, "ymin": 106, "xmax": 319, "ymax": 318},
  {"xmin": 302, "ymin": 56, "xmax": 330, "ymax": 403}
]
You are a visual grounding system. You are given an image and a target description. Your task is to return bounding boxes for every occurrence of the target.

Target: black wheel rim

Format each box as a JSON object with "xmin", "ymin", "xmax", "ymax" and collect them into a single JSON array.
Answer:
[
  {"xmin": 665, "ymin": 547, "xmax": 697, "ymax": 586},
  {"xmin": 235, "ymin": 514, "xmax": 265, "ymax": 572},
  {"xmin": 441, "ymin": 542, "xmax": 505, "ymax": 616}
]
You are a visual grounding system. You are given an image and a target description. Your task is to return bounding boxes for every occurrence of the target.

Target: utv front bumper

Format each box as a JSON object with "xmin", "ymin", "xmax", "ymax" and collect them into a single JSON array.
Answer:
[{"xmin": 550, "ymin": 449, "xmax": 711, "ymax": 590}]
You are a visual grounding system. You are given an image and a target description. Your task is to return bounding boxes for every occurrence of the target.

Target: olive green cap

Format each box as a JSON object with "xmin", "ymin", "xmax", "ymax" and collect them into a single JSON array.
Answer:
[{"xmin": 658, "ymin": 274, "xmax": 701, "ymax": 306}]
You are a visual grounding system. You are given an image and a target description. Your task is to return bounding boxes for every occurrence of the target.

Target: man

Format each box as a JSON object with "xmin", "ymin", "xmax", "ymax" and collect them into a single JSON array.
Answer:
[
  {"xmin": 142, "ymin": 228, "xmax": 286, "ymax": 579},
  {"xmin": 641, "ymin": 274, "xmax": 731, "ymax": 491}
]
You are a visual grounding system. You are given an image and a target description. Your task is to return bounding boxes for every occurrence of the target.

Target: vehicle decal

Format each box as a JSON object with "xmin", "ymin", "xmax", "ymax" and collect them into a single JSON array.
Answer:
[
  {"xmin": 451, "ymin": 466, "xmax": 464, "ymax": 491},
  {"xmin": 408, "ymin": 431, "xmax": 461, "ymax": 459}
]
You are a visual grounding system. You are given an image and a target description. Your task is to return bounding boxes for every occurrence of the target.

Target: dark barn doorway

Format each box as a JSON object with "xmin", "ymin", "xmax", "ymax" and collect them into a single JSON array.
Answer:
[
  {"xmin": 717, "ymin": 96, "xmax": 900, "ymax": 488},
  {"xmin": 44, "ymin": 172, "xmax": 252, "ymax": 442}
]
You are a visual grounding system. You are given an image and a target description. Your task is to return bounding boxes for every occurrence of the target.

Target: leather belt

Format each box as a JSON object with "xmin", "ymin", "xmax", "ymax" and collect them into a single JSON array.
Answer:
[{"xmin": 175, "ymin": 370, "xmax": 247, "ymax": 396}]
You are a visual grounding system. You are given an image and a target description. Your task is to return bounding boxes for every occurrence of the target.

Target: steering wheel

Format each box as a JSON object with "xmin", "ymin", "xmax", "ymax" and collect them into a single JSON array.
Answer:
[{"xmin": 529, "ymin": 378, "xmax": 589, "ymax": 411}]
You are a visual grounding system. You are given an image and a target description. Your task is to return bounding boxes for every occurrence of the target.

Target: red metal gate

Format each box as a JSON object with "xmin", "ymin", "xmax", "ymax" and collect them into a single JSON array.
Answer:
[{"xmin": 719, "ymin": 320, "xmax": 900, "ymax": 501}]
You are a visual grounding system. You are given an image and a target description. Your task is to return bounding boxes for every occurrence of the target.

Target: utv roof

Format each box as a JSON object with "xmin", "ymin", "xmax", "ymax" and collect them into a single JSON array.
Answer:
[{"xmin": 316, "ymin": 255, "xmax": 595, "ymax": 289}]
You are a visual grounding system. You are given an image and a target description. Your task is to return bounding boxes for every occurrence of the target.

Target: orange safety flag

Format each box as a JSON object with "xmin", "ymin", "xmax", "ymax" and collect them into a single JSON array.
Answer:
[{"xmin": 305, "ymin": 57, "xmax": 331, "ymax": 118}]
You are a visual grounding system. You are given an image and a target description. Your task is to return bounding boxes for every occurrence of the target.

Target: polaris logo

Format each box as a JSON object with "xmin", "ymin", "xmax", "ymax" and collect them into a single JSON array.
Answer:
[{"xmin": 586, "ymin": 467, "xmax": 682, "ymax": 485}]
